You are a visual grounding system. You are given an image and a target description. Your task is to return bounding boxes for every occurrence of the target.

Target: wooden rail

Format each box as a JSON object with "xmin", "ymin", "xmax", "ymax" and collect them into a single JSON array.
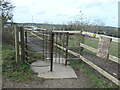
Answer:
[
  {"xmin": 30, "ymin": 31, "xmax": 120, "ymax": 86},
  {"xmin": 53, "ymin": 31, "xmax": 120, "ymax": 43},
  {"xmin": 29, "ymin": 30, "xmax": 120, "ymax": 64},
  {"xmin": 14, "ymin": 25, "xmax": 120, "ymax": 86},
  {"xmin": 80, "ymin": 43, "xmax": 120, "ymax": 64},
  {"xmin": 109, "ymin": 55, "xmax": 120, "ymax": 64},
  {"xmin": 54, "ymin": 44, "xmax": 120, "ymax": 86},
  {"xmin": 25, "ymin": 29, "xmax": 119, "ymax": 44},
  {"xmin": 80, "ymin": 43, "xmax": 98, "ymax": 53}
]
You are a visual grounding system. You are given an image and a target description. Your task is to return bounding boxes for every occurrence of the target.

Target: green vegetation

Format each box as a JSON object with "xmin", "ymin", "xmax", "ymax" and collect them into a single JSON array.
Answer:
[
  {"xmin": 2, "ymin": 27, "xmax": 15, "ymax": 45},
  {"xmin": 84, "ymin": 37, "xmax": 98, "ymax": 49},
  {"xmin": 2, "ymin": 25, "xmax": 118, "ymax": 88},
  {"xmin": 2, "ymin": 43, "xmax": 45, "ymax": 83},
  {"xmin": 54, "ymin": 32, "xmax": 118, "ymax": 58},
  {"xmin": 109, "ymin": 42, "xmax": 118, "ymax": 57},
  {"xmin": 1, "ymin": 0, "xmax": 15, "ymax": 24},
  {"xmin": 68, "ymin": 35, "xmax": 119, "ymax": 88},
  {"xmin": 84, "ymin": 37, "xmax": 118, "ymax": 57},
  {"xmin": 68, "ymin": 35, "xmax": 118, "ymax": 57},
  {"xmin": 69, "ymin": 60, "xmax": 118, "ymax": 88},
  {"xmin": 84, "ymin": 37, "xmax": 99, "ymax": 55},
  {"xmin": 28, "ymin": 47, "xmax": 44, "ymax": 60}
]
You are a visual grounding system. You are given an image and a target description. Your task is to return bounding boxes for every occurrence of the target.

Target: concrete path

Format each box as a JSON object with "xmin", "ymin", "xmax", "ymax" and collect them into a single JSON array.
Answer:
[
  {"xmin": 28, "ymin": 35, "xmax": 77, "ymax": 79},
  {"xmin": 30, "ymin": 60, "xmax": 77, "ymax": 79}
]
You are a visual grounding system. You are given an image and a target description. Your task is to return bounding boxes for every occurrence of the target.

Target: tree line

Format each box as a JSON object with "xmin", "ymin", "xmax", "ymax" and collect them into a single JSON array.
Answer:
[{"xmin": 0, "ymin": 0, "xmax": 14, "ymax": 25}]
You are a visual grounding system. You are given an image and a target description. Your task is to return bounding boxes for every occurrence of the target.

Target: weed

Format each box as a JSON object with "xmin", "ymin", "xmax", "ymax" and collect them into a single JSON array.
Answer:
[
  {"xmin": 69, "ymin": 60, "xmax": 118, "ymax": 88},
  {"xmin": 2, "ymin": 43, "xmax": 45, "ymax": 83},
  {"xmin": 2, "ymin": 26, "xmax": 15, "ymax": 45}
]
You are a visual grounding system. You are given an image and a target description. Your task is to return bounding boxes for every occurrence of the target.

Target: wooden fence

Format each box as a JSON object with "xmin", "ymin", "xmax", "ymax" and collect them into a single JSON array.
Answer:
[
  {"xmin": 32, "ymin": 30, "xmax": 120, "ymax": 86},
  {"xmin": 14, "ymin": 25, "xmax": 120, "ymax": 86},
  {"xmin": 53, "ymin": 31, "xmax": 120, "ymax": 64}
]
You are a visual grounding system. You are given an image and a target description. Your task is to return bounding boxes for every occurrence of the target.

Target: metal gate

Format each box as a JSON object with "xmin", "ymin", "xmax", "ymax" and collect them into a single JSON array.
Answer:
[
  {"xmin": 15, "ymin": 26, "xmax": 82, "ymax": 72},
  {"xmin": 24, "ymin": 29, "xmax": 71, "ymax": 71},
  {"xmin": 24, "ymin": 29, "xmax": 54, "ymax": 71}
]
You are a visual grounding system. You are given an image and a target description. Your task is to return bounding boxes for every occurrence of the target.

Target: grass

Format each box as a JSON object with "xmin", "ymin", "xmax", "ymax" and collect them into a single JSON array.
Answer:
[
  {"xmin": 2, "ymin": 27, "xmax": 15, "ymax": 45},
  {"xmin": 28, "ymin": 47, "xmax": 44, "ymax": 60},
  {"xmin": 69, "ymin": 60, "xmax": 119, "ymax": 88},
  {"xmin": 84, "ymin": 37, "xmax": 118, "ymax": 57},
  {"xmin": 84, "ymin": 36, "xmax": 99, "ymax": 49},
  {"xmin": 52, "ymin": 34, "xmax": 119, "ymax": 88},
  {"xmin": 67, "ymin": 35, "xmax": 119, "ymax": 88},
  {"xmin": 2, "ymin": 43, "xmax": 45, "ymax": 83},
  {"xmin": 109, "ymin": 42, "xmax": 119, "ymax": 57},
  {"xmin": 69, "ymin": 36, "xmax": 118, "ymax": 57}
]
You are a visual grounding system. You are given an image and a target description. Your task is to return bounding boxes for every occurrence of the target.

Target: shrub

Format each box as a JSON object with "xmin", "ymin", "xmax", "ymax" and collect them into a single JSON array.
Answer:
[{"xmin": 2, "ymin": 25, "xmax": 15, "ymax": 45}]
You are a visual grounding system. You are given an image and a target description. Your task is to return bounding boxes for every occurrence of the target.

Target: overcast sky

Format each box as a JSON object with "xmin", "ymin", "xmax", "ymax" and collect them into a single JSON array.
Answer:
[{"xmin": 11, "ymin": 0, "xmax": 118, "ymax": 27}]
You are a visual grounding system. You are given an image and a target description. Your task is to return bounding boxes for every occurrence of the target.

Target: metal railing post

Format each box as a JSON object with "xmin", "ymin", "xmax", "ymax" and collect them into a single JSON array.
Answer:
[{"xmin": 50, "ymin": 32, "xmax": 54, "ymax": 71}]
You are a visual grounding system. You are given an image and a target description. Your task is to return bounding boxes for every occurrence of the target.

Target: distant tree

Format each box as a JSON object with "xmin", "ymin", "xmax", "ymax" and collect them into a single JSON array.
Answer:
[
  {"xmin": 0, "ymin": 0, "xmax": 15, "ymax": 24},
  {"xmin": 92, "ymin": 19, "xmax": 105, "ymax": 26},
  {"xmin": 70, "ymin": 11, "xmax": 91, "ymax": 31}
]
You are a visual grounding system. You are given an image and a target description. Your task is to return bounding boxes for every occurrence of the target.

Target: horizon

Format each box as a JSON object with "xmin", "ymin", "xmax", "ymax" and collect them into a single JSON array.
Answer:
[
  {"xmin": 12, "ymin": 0, "xmax": 118, "ymax": 27},
  {"xmin": 13, "ymin": 22, "xmax": 118, "ymax": 28}
]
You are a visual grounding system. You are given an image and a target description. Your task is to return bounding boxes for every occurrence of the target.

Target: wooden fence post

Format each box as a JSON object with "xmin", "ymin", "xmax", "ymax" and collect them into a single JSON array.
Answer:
[
  {"xmin": 65, "ymin": 32, "xmax": 69, "ymax": 66},
  {"xmin": 20, "ymin": 27, "xmax": 25, "ymax": 62},
  {"xmin": 14, "ymin": 25, "xmax": 20, "ymax": 62},
  {"xmin": 80, "ymin": 32, "xmax": 85, "ymax": 55},
  {"xmin": 97, "ymin": 36, "xmax": 112, "ymax": 59},
  {"xmin": 25, "ymin": 30, "xmax": 28, "ymax": 62}
]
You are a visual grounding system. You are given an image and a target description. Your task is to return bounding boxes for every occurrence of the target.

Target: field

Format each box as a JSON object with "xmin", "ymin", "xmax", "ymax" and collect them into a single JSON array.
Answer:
[
  {"xmin": 85, "ymin": 37, "xmax": 118, "ymax": 57},
  {"xmin": 68, "ymin": 35, "xmax": 118, "ymax": 57}
]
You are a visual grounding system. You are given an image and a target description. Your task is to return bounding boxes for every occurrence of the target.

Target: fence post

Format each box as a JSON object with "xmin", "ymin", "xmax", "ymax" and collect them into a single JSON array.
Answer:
[
  {"xmin": 20, "ymin": 27, "xmax": 25, "ymax": 62},
  {"xmin": 80, "ymin": 32, "xmax": 85, "ymax": 55},
  {"xmin": 97, "ymin": 36, "xmax": 112, "ymax": 59},
  {"xmin": 50, "ymin": 32, "xmax": 54, "ymax": 71},
  {"xmin": 14, "ymin": 25, "xmax": 20, "ymax": 62},
  {"xmin": 25, "ymin": 30, "xmax": 28, "ymax": 62},
  {"xmin": 65, "ymin": 32, "xmax": 69, "ymax": 66}
]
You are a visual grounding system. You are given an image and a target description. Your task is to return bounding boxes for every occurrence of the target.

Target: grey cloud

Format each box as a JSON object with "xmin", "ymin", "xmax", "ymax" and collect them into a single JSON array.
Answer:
[
  {"xmin": 38, "ymin": 11, "xmax": 46, "ymax": 15},
  {"xmin": 78, "ymin": 1, "xmax": 103, "ymax": 9},
  {"xmin": 14, "ymin": 6, "xmax": 31, "ymax": 15},
  {"xmin": 85, "ymin": 1, "xmax": 103, "ymax": 8},
  {"xmin": 55, "ymin": 13, "xmax": 69, "ymax": 17}
]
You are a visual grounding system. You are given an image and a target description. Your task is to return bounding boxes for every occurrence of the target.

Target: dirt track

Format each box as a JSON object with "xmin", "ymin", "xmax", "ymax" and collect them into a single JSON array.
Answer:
[{"xmin": 69, "ymin": 48, "xmax": 119, "ymax": 80}]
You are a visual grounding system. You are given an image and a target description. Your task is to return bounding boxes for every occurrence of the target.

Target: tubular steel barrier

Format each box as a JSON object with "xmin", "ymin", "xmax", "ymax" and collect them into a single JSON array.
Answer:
[{"xmin": 24, "ymin": 29, "xmax": 54, "ymax": 71}]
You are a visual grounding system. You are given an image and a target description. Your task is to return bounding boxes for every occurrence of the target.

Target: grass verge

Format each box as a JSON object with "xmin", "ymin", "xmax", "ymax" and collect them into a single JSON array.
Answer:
[
  {"xmin": 69, "ymin": 60, "xmax": 119, "ymax": 88},
  {"xmin": 2, "ymin": 43, "xmax": 45, "ymax": 83}
]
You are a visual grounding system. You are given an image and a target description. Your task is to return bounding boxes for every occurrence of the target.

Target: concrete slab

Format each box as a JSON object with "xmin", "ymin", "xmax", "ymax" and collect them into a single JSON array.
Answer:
[
  {"xmin": 46, "ymin": 57, "xmax": 66, "ymax": 64},
  {"xmin": 30, "ymin": 61, "xmax": 77, "ymax": 79}
]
